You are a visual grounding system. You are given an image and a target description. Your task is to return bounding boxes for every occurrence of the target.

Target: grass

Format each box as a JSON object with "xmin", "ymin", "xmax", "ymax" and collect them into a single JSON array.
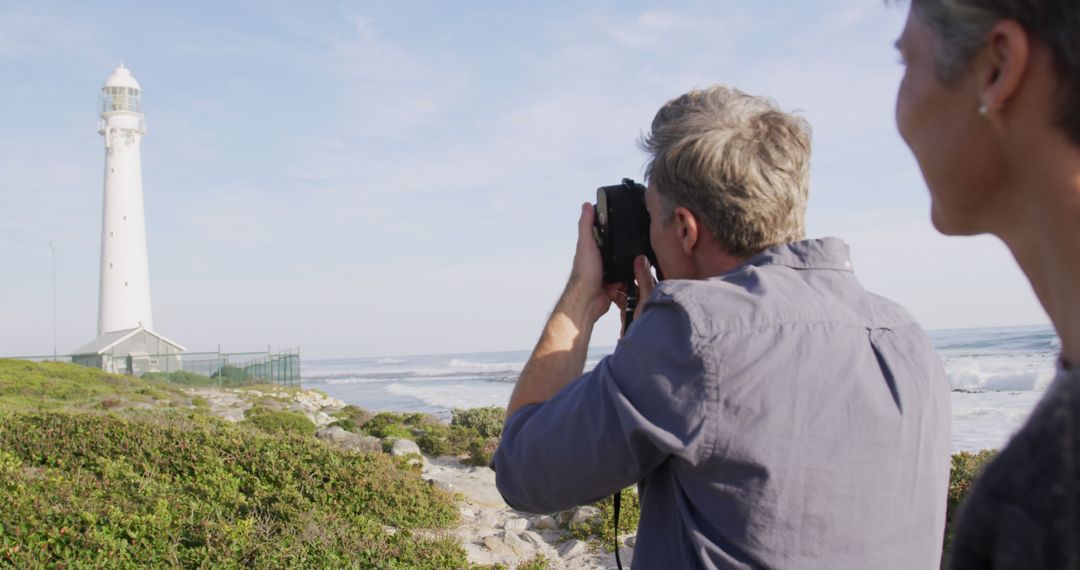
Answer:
[
  {"xmin": 0, "ymin": 359, "xmax": 485, "ymax": 568},
  {"xmin": 243, "ymin": 407, "xmax": 316, "ymax": 436},
  {"xmin": 0, "ymin": 411, "xmax": 467, "ymax": 567},
  {"xmin": 0, "ymin": 359, "xmax": 193, "ymax": 412}
]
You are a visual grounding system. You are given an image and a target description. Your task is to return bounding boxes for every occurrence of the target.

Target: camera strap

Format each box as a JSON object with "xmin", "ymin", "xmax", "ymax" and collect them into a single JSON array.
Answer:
[
  {"xmin": 613, "ymin": 279, "xmax": 637, "ymax": 570},
  {"xmin": 622, "ymin": 282, "xmax": 639, "ymax": 337},
  {"xmin": 613, "ymin": 490, "xmax": 624, "ymax": 570}
]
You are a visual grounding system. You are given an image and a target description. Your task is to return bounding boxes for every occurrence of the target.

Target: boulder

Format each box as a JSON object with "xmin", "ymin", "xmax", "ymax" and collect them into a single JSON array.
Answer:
[
  {"xmin": 482, "ymin": 535, "xmax": 513, "ymax": 557},
  {"xmin": 503, "ymin": 517, "xmax": 528, "ymax": 533},
  {"xmin": 315, "ymin": 427, "xmax": 381, "ymax": 453},
  {"xmin": 503, "ymin": 531, "xmax": 534, "ymax": 556},
  {"xmin": 390, "ymin": 439, "xmax": 424, "ymax": 468},
  {"xmin": 557, "ymin": 505, "xmax": 601, "ymax": 529},
  {"xmin": 557, "ymin": 538, "xmax": 589, "ymax": 558},
  {"xmin": 533, "ymin": 515, "xmax": 557, "ymax": 530},
  {"xmin": 390, "ymin": 438, "xmax": 422, "ymax": 456},
  {"xmin": 521, "ymin": 530, "xmax": 548, "ymax": 550}
]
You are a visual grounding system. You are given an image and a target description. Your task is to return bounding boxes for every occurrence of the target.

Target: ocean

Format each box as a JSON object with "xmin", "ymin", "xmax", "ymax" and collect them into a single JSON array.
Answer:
[{"xmin": 302, "ymin": 325, "xmax": 1060, "ymax": 453}]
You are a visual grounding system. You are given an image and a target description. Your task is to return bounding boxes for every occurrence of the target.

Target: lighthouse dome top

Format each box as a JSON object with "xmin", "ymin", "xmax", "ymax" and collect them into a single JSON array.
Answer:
[{"xmin": 104, "ymin": 64, "xmax": 141, "ymax": 91}]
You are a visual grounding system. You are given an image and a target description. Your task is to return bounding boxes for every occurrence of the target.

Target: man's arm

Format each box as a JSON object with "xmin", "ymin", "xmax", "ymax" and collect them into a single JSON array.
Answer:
[
  {"xmin": 506, "ymin": 203, "xmax": 655, "ymax": 419},
  {"xmin": 494, "ymin": 296, "xmax": 708, "ymax": 514},
  {"xmin": 505, "ymin": 203, "xmax": 609, "ymax": 419}
]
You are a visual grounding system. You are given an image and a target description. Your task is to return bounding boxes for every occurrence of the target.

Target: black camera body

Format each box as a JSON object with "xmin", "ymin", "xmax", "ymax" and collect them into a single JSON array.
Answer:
[{"xmin": 593, "ymin": 178, "xmax": 661, "ymax": 284}]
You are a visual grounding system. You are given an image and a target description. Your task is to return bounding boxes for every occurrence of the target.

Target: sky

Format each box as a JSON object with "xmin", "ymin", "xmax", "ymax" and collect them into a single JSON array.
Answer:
[{"xmin": 0, "ymin": 0, "xmax": 1049, "ymax": 359}]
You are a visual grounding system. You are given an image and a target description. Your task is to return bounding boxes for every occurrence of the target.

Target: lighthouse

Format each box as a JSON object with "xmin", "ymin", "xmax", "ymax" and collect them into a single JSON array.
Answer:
[
  {"xmin": 97, "ymin": 63, "xmax": 153, "ymax": 335},
  {"xmin": 73, "ymin": 64, "xmax": 185, "ymax": 375}
]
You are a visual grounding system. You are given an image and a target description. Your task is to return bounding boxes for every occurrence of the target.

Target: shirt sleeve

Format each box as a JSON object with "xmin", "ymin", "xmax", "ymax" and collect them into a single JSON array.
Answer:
[{"xmin": 493, "ymin": 295, "xmax": 712, "ymax": 514}]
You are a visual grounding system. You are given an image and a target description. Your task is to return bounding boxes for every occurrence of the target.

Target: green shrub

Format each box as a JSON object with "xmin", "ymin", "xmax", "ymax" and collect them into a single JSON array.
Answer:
[
  {"xmin": 568, "ymin": 486, "xmax": 640, "ymax": 550},
  {"xmin": 451, "ymin": 407, "xmax": 504, "ymax": 439},
  {"xmin": 361, "ymin": 412, "xmax": 406, "ymax": 437},
  {"xmin": 942, "ymin": 449, "xmax": 997, "ymax": 566},
  {"xmin": 243, "ymin": 408, "xmax": 316, "ymax": 437},
  {"xmin": 0, "ymin": 359, "xmax": 188, "ymax": 412},
  {"xmin": 516, "ymin": 554, "xmax": 551, "ymax": 570},
  {"xmin": 0, "ymin": 412, "xmax": 463, "ymax": 568},
  {"xmin": 405, "ymin": 412, "xmax": 442, "ymax": 427},
  {"xmin": 378, "ymin": 424, "xmax": 415, "ymax": 442},
  {"xmin": 464, "ymin": 436, "xmax": 499, "ymax": 467},
  {"xmin": 143, "ymin": 370, "xmax": 214, "ymax": 386},
  {"xmin": 211, "ymin": 365, "xmax": 253, "ymax": 386},
  {"xmin": 331, "ymin": 405, "xmax": 374, "ymax": 433},
  {"xmin": 417, "ymin": 424, "xmax": 477, "ymax": 457}
]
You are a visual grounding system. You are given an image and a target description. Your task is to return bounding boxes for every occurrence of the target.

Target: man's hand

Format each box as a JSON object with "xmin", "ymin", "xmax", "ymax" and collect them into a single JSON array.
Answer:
[
  {"xmin": 566, "ymin": 202, "xmax": 617, "ymax": 325},
  {"xmin": 632, "ymin": 255, "xmax": 657, "ymax": 321},
  {"xmin": 504, "ymin": 202, "xmax": 614, "ymax": 420},
  {"xmin": 610, "ymin": 255, "xmax": 658, "ymax": 335}
]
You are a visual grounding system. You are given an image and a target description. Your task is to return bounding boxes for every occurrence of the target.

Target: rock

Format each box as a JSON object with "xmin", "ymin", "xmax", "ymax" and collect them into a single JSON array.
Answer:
[
  {"xmin": 313, "ymin": 411, "xmax": 333, "ymax": 427},
  {"xmin": 429, "ymin": 479, "xmax": 455, "ymax": 494},
  {"xmin": 565, "ymin": 506, "xmax": 601, "ymax": 529},
  {"xmin": 315, "ymin": 427, "xmax": 381, "ymax": 453},
  {"xmin": 477, "ymin": 511, "xmax": 498, "ymax": 528},
  {"xmin": 390, "ymin": 438, "xmax": 422, "ymax": 456},
  {"xmin": 625, "ymin": 535, "xmax": 636, "ymax": 547},
  {"xmin": 557, "ymin": 538, "xmax": 589, "ymax": 558},
  {"xmin": 503, "ymin": 531, "xmax": 534, "ymax": 556},
  {"xmin": 503, "ymin": 517, "xmax": 528, "ymax": 533},
  {"xmin": 533, "ymin": 515, "xmax": 557, "ymax": 530},
  {"xmin": 482, "ymin": 535, "xmax": 514, "ymax": 557},
  {"xmin": 317, "ymin": 426, "xmax": 347, "ymax": 438},
  {"xmin": 521, "ymin": 530, "xmax": 547, "ymax": 550},
  {"xmin": 459, "ymin": 506, "xmax": 477, "ymax": 519}
]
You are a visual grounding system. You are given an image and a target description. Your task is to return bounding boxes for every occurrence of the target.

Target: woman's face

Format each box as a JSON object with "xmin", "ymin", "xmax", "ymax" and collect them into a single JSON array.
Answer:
[{"xmin": 895, "ymin": 7, "xmax": 1002, "ymax": 235}]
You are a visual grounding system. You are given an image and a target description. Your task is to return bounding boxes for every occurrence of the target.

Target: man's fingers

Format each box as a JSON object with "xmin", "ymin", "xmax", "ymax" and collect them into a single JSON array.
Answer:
[
  {"xmin": 634, "ymin": 255, "xmax": 655, "ymax": 320},
  {"xmin": 578, "ymin": 202, "xmax": 594, "ymax": 242},
  {"xmin": 604, "ymin": 283, "xmax": 627, "ymax": 310},
  {"xmin": 635, "ymin": 256, "xmax": 656, "ymax": 294}
]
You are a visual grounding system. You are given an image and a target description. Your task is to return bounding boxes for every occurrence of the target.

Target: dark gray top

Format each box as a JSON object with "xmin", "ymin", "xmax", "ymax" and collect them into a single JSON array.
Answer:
[
  {"xmin": 949, "ymin": 361, "xmax": 1080, "ymax": 570},
  {"xmin": 495, "ymin": 238, "xmax": 952, "ymax": 569}
]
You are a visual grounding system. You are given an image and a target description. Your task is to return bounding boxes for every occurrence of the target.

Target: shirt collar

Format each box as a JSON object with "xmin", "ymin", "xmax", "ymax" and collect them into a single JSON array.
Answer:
[{"xmin": 741, "ymin": 237, "xmax": 854, "ymax": 273}]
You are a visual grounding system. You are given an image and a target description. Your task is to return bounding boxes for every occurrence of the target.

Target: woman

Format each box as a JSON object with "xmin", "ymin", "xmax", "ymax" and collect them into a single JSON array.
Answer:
[{"xmin": 894, "ymin": 0, "xmax": 1080, "ymax": 568}]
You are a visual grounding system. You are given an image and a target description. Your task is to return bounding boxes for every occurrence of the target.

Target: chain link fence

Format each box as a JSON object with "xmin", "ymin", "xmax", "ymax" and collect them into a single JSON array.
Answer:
[{"xmin": 8, "ymin": 349, "xmax": 301, "ymax": 388}]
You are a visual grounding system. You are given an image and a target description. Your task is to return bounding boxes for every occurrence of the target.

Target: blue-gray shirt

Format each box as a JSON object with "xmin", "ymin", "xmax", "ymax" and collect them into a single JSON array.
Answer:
[{"xmin": 494, "ymin": 238, "xmax": 951, "ymax": 569}]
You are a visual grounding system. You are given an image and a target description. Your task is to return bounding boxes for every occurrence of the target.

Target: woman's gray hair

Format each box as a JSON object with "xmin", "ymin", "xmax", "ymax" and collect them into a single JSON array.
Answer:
[
  {"xmin": 912, "ymin": 0, "xmax": 1080, "ymax": 145},
  {"xmin": 642, "ymin": 85, "xmax": 811, "ymax": 258}
]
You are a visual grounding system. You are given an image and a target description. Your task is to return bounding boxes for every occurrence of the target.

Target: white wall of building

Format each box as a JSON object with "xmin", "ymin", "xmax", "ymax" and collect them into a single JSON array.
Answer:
[{"xmin": 97, "ymin": 65, "xmax": 154, "ymax": 336}]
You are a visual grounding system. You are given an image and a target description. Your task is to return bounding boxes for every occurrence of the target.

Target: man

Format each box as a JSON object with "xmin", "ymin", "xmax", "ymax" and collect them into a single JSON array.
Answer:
[{"xmin": 494, "ymin": 85, "xmax": 951, "ymax": 569}]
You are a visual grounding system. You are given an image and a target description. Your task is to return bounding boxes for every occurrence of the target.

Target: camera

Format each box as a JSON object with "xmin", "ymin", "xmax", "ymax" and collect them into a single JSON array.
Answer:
[{"xmin": 592, "ymin": 178, "xmax": 661, "ymax": 284}]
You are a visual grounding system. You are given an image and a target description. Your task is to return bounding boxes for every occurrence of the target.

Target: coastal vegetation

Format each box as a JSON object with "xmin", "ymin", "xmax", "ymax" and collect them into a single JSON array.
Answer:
[
  {"xmin": 335, "ymin": 405, "xmax": 505, "ymax": 467},
  {"xmin": 0, "ymin": 359, "xmax": 491, "ymax": 568},
  {"xmin": 0, "ymin": 359, "xmax": 1000, "ymax": 567},
  {"xmin": 942, "ymin": 449, "xmax": 997, "ymax": 567}
]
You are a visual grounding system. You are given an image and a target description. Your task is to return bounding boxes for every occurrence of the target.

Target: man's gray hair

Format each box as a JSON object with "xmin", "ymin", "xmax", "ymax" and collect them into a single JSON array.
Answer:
[
  {"xmin": 642, "ymin": 85, "xmax": 811, "ymax": 258},
  {"xmin": 912, "ymin": 0, "xmax": 1080, "ymax": 145}
]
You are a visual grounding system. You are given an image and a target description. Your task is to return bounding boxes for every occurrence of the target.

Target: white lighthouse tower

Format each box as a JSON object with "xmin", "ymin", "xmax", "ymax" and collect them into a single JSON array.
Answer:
[
  {"xmin": 97, "ymin": 63, "xmax": 153, "ymax": 335},
  {"xmin": 72, "ymin": 64, "xmax": 185, "ymax": 376}
]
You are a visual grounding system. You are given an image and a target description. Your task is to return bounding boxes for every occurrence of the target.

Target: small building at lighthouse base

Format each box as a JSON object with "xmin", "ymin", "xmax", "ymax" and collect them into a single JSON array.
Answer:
[{"xmin": 72, "ymin": 327, "xmax": 186, "ymax": 376}]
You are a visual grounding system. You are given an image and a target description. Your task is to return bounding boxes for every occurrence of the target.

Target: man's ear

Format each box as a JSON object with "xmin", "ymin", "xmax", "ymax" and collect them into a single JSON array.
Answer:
[
  {"xmin": 673, "ymin": 206, "xmax": 699, "ymax": 255},
  {"xmin": 979, "ymin": 19, "xmax": 1030, "ymax": 114}
]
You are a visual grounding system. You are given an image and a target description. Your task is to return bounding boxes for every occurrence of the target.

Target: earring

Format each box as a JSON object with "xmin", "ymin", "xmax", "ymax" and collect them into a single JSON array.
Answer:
[{"xmin": 978, "ymin": 104, "xmax": 989, "ymax": 116}]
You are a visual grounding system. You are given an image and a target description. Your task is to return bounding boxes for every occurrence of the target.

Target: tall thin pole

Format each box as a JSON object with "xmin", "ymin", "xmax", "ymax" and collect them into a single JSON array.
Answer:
[{"xmin": 49, "ymin": 241, "xmax": 56, "ymax": 360}]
